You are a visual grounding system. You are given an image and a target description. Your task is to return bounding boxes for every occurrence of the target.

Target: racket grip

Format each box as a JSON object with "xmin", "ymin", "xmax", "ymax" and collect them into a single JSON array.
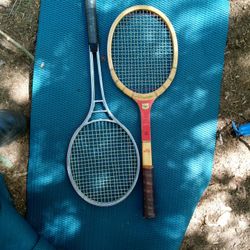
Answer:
[
  {"xmin": 85, "ymin": 0, "xmax": 98, "ymax": 53},
  {"xmin": 143, "ymin": 168, "xmax": 155, "ymax": 218}
]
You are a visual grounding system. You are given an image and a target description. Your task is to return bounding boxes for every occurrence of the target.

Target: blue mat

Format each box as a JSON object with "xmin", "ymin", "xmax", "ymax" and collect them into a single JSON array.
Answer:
[{"xmin": 27, "ymin": 1, "xmax": 229, "ymax": 249}]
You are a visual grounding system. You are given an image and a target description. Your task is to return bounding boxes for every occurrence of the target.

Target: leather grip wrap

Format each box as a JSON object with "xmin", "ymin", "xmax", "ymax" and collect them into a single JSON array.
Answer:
[
  {"xmin": 143, "ymin": 168, "xmax": 155, "ymax": 218},
  {"xmin": 85, "ymin": 0, "xmax": 98, "ymax": 52}
]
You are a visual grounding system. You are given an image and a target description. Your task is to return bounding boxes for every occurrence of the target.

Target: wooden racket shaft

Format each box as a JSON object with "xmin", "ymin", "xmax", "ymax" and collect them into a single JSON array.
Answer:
[{"xmin": 138, "ymin": 99, "xmax": 155, "ymax": 218}]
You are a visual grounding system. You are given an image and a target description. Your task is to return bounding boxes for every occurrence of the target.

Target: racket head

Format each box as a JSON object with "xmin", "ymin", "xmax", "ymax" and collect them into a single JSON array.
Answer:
[
  {"xmin": 107, "ymin": 5, "xmax": 178, "ymax": 100},
  {"xmin": 67, "ymin": 119, "xmax": 140, "ymax": 206}
]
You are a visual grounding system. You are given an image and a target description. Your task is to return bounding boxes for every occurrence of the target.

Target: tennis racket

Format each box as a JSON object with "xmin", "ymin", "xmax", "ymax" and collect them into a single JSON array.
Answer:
[
  {"xmin": 107, "ymin": 6, "xmax": 178, "ymax": 218},
  {"xmin": 67, "ymin": 0, "xmax": 140, "ymax": 207}
]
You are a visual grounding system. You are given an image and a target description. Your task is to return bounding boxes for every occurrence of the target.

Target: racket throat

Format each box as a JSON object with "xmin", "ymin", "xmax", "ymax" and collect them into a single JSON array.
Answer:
[
  {"xmin": 136, "ymin": 99, "xmax": 154, "ymax": 168},
  {"xmin": 89, "ymin": 49, "xmax": 113, "ymax": 120}
]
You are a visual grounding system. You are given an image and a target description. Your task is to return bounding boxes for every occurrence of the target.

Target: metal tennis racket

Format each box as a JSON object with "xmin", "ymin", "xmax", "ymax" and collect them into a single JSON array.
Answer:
[
  {"xmin": 67, "ymin": 0, "xmax": 140, "ymax": 207},
  {"xmin": 107, "ymin": 6, "xmax": 178, "ymax": 218}
]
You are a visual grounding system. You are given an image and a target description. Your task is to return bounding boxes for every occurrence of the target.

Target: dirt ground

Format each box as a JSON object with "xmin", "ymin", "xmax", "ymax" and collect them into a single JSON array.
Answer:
[{"xmin": 0, "ymin": 0, "xmax": 249, "ymax": 249}]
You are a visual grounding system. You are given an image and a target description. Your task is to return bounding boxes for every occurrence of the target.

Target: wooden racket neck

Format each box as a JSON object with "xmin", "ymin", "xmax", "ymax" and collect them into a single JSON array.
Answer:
[{"xmin": 136, "ymin": 99, "xmax": 154, "ymax": 142}]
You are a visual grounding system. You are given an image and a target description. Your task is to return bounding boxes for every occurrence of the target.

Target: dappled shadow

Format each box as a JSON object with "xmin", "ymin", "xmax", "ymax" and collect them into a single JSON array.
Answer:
[
  {"xmin": 228, "ymin": 176, "xmax": 250, "ymax": 214},
  {"xmin": 0, "ymin": 0, "xmax": 37, "ymax": 220},
  {"xmin": 0, "ymin": 0, "xmax": 38, "ymax": 112},
  {"xmin": 202, "ymin": 170, "xmax": 249, "ymax": 214},
  {"xmin": 25, "ymin": 0, "xmax": 229, "ymax": 249},
  {"xmin": 0, "ymin": 84, "xmax": 28, "ymax": 111},
  {"xmin": 177, "ymin": 1, "xmax": 250, "ymax": 248},
  {"xmin": 219, "ymin": 1, "xmax": 250, "ymax": 123},
  {"xmin": 182, "ymin": 231, "xmax": 219, "ymax": 250},
  {"xmin": 0, "ymin": 0, "xmax": 249, "ymax": 249},
  {"xmin": 181, "ymin": 172, "xmax": 249, "ymax": 250},
  {"xmin": 0, "ymin": 0, "xmax": 39, "ymax": 51},
  {"xmin": 211, "ymin": 171, "xmax": 235, "ymax": 186}
]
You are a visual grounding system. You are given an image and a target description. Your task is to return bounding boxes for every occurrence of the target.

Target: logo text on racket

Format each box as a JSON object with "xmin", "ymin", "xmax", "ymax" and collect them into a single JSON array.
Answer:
[{"xmin": 142, "ymin": 103, "xmax": 150, "ymax": 110}]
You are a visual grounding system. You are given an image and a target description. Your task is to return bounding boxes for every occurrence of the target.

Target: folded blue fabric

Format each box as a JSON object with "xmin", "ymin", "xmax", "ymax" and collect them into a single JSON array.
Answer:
[
  {"xmin": 232, "ymin": 121, "xmax": 250, "ymax": 137},
  {"xmin": 0, "ymin": 176, "xmax": 54, "ymax": 250},
  {"xmin": 27, "ymin": 1, "xmax": 229, "ymax": 249}
]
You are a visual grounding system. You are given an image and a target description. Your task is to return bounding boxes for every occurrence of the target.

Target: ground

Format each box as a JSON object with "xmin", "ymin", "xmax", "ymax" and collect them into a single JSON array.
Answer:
[{"xmin": 0, "ymin": 0, "xmax": 249, "ymax": 249}]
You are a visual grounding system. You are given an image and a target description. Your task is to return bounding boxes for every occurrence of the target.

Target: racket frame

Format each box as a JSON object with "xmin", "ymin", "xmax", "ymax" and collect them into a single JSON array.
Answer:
[
  {"xmin": 107, "ymin": 5, "xmax": 178, "ymax": 218},
  {"xmin": 107, "ymin": 5, "xmax": 178, "ymax": 100}
]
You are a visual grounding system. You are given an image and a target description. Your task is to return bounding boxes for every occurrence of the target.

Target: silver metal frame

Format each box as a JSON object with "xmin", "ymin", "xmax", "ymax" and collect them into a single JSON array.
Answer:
[{"xmin": 67, "ymin": 47, "xmax": 140, "ymax": 206}]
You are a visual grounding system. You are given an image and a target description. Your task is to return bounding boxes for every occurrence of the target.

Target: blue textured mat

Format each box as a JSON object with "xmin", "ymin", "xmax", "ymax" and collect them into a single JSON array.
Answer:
[{"xmin": 27, "ymin": 1, "xmax": 229, "ymax": 249}]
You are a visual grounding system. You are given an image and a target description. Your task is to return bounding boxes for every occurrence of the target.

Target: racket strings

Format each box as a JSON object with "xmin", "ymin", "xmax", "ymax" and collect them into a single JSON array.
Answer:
[
  {"xmin": 111, "ymin": 10, "xmax": 173, "ymax": 94},
  {"xmin": 69, "ymin": 121, "xmax": 138, "ymax": 204}
]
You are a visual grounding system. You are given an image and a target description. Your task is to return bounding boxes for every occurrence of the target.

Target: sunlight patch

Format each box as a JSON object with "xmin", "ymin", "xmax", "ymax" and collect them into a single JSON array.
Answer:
[
  {"xmin": 0, "ymin": 0, "xmax": 12, "ymax": 8},
  {"xmin": 186, "ymin": 153, "xmax": 213, "ymax": 180},
  {"xmin": 45, "ymin": 214, "xmax": 81, "ymax": 237},
  {"xmin": 9, "ymin": 74, "xmax": 29, "ymax": 105},
  {"xmin": 191, "ymin": 120, "xmax": 217, "ymax": 150}
]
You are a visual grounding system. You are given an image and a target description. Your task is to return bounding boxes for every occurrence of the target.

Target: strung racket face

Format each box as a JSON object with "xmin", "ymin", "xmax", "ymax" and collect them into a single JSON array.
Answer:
[
  {"xmin": 67, "ymin": 119, "xmax": 139, "ymax": 206},
  {"xmin": 108, "ymin": 6, "xmax": 178, "ymax": 98}
]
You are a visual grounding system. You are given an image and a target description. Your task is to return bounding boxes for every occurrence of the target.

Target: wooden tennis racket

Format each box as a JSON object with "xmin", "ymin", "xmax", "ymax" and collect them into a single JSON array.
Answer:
[{"xmin": 107, "ymin": 5, "xmax": 178, "ymax": 218}]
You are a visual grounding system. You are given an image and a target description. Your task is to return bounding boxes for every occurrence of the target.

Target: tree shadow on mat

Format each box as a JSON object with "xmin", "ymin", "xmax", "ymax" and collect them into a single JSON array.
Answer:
[{"xmin": 27, "ymin": 0, "xmax": 229, "ymax": 249}]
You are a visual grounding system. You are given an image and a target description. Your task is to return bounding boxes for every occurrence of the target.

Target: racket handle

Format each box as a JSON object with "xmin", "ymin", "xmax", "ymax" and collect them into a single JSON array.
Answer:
[
  {"xmin": 85, "ymin": 0, "xmax": 98, "ymax": 53},
  {"xmin": 143, "ymin": 168, "xmax": 155, "ymax": 218}
]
